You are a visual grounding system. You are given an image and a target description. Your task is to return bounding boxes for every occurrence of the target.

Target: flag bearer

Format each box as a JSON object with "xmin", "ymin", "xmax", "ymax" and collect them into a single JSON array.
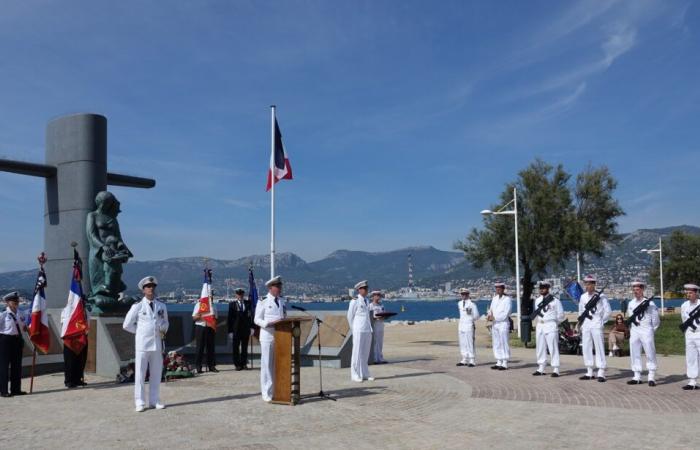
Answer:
[
  {"xmin": 532, "ymin": 281, "xmax": 565, "ymax": 377},
  {"xmin": 625, "ymin": 280, "xmax": 659, "ymax": 386},
  {"xmin": 682, "ymin": 283, "xmax": 700, "ymax": 390},
  {"xmin": 348, "ymin": 280, "xmax": 374, "ymax": 382},
  {"xmin": 123, "ymin": 276, "xmax": 169, "ymax": 412},
  {"xmin": 578, "ymin": 274, "xmax": 611, "ymax": 382},
  {"xmin": 369, "ymin": 290, "xmax": 387, "ymax": 364},
  {"xmin": 0, "ymin": 292, "xmax": 27, "ymax": 397},
  {"xmin": 254, "ymin": 276, "xmax": 287, "ymax": 402},
  {"xmin": 487, "ymin": 282, "xmax": 512, "ymax": 370},
  {"xmin": 456, "ymin": 288, "xmax": 479, "ymax": 367}
]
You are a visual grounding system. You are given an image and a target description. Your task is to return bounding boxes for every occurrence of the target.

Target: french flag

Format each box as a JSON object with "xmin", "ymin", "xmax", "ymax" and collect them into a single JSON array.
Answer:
[
  {"xmin": 197, "ymin": 268, "xmax": 217, "ymax": 331},
  {"xmin": 265, "ymin": 117, "xmax": 293, "ymax": 191},
  {"xmin": 62, "ymin": 251, "xmax": 89, "ymax": 355},
  {"xmin": 28, "ymin": 269, "xmax": 50, "ymax": 354}
]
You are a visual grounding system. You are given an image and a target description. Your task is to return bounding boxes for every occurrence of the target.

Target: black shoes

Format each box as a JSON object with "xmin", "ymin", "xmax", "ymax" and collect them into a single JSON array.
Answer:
[
  {"xmin": 551, "ymin": 373, "xmax": 560, "ymax": 378},
  {"xmin": 648, "ymin": 380, "xmax": 656, "ymax": 387},
  {"xmin": 235, "ymin": 366, "xmax": 243, "ymax": 371},
  {"xmin": 498, "ymin": 366, "xmax": 507, "ymax": 371},
  {"xmin": 579, "ymin": 375, "xmax": 593, "ymax": 380},
  {"xmin": 597, "ymin": 377, "xmax": 606, "ymax": 383},
  {"xmin": 456, "ymin": 362, "xmax": 465, "ymax": 366},
  {"xmin": 1, "ymin": 393, "xmax": 11, "ymax": 398},
  {"xmin": 627, "ymin": 380, "xmax": 643, "ymax": 385},
  {"xmin": 209, "ymin": 367, "xmax": 219, "ymax": 373},
  {"xmin": 467, "ymin": 363, "xmax": 475, "ymax": 367},
  {"xmin": 682, "ymin": 384, "xmax": 698, "ymax": 390},
  {"xmin": 490, "ymin": 365, "xmax": 500, "ymax": 370},
  {"xmin": 532, "ymin": 371, "xmax": 544, "ymax": 376}
]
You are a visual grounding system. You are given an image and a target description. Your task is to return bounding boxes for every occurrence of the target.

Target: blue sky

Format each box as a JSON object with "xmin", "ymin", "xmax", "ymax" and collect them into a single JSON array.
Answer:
[{"xmin": 1, "ymin": 0, "xmax": 698, "ymax": 272}]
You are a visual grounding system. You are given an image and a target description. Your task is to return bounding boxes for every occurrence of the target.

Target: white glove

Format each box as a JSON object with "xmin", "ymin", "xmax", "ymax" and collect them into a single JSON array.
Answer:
[
  {"xmin": 250, "ymin": 329, "xmax": 255, "ymax": 336},
  {"xmin": 228, "ymin": 332, "xmax": 233, "ymax": 339}
]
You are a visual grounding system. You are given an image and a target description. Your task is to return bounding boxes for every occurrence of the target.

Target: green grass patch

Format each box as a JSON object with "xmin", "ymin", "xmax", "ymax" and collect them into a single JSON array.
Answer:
[{"xmin": 507, "ymin": 314, "xmax": 687, "ymax": 355}]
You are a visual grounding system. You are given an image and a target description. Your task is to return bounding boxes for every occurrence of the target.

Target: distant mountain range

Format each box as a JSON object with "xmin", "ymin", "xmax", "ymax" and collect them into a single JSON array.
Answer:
[{"xmin": 1, "ymin": 226, "xmax": 698, "ymax": 297}]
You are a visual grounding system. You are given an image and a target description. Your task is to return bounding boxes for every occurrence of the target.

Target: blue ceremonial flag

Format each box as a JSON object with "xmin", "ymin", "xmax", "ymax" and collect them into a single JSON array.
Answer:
[
  {"xmin": 248, "ymin": 267, "xmax": 259, "ymax": 312},
  {"xmin": 565, "ymin": 280, "xmax": 584, "ymax": 303}
]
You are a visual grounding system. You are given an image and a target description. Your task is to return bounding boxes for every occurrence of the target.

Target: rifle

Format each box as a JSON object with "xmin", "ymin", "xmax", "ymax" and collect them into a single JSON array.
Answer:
[
  {"xmin": 576, "ymin": 282, "xmax": 609, "ymax": 326},
  {"xmin": 625, "ymin": 294, "xmax": 657, "ymax": 327},
  {"xmin": 528, "ymin": 293, "xmax": 556, "ymax": 321},
  {"xmin": 680, "ymin": 303, "xmax": 700, "ymax": 333}
]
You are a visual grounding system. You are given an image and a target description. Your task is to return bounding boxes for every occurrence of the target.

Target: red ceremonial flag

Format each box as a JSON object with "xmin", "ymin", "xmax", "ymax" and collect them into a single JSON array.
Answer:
[
  {"xmin": 28, "ymin": 267, "xmax": 50, "ymax": 354},
  {"xmin": 197, "ymin": 268, "xmax": 217, "ymax": 331},
  {"xmin": 265, "ymin": 117, "xmax": 293, "ymax": 191},
  {"xmin": 61, "ymin": 250, "xmax": 89, "ymax": 354}
]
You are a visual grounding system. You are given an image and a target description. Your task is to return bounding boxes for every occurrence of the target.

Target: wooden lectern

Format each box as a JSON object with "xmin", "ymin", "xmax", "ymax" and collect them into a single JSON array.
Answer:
[{"xmin": 272, "ymin": 316, "xmax": 313, "ymax": 405}]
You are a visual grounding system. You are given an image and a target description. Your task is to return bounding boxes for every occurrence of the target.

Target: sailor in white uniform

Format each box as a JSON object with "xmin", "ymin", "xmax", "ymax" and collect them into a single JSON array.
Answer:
[
  {"xmin": 488, "ymin": 282, "xmax": 512, "ymax": 370},
  {"xmin": 456, "ymin": 288, "xmax": 479, "ymax": 367},
  {"xmin": 348, "ymin": 280, "xmax": 374, "ymax": 382},
  {"xmin": 0, "ymin": 292, "xmax": 27, "ymax": 397},
  {"xmin": 625, "ymin": 280, "xmax": 660, "ymax": 386},
  {"xmin": 681, "ymin": 283, "xmax": 700, "ymax": 390},
  {"xmin": 532, "ymin": 281, "xmax": 565, "ymax": 377},
  {"xmin": 123, "ymin": 276, "xmax": 169, "ymax": 412},
  {"xmin": 253, "ymin": 276, "xmax": 287, "ymax": 402},
  {"xmin": 578, "ymin": 274, "xmax": 611, "ymax": 382},
  {"xmin": 369, "ymin": 290, "xmax": 387, "ymax": 364}
]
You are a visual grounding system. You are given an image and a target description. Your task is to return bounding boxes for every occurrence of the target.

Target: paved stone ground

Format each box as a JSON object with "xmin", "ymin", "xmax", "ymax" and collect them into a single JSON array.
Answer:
[{"xmin": 3, "ymin": 321, "xmax": 698, "ymax": 450}]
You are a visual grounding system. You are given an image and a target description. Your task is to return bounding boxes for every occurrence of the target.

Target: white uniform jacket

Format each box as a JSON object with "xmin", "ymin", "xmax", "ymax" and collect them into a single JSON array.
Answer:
[{"xmin": 123, "ymin": 298, "xmax": 169, "ymax": 352}]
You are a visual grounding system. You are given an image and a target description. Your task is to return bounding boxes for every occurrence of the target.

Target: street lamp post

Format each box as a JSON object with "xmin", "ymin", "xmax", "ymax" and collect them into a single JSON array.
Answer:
[
  {"xmin": 481, "ymin": 187, "xmax": 521, "ymax": 338},
  {"xmin": 641, "ymin": 237, "xmax": 664, "ymax": 316}
]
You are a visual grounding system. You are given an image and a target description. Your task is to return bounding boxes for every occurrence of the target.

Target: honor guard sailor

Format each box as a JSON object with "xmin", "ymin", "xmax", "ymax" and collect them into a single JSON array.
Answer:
[
  {"xmin": 578, "ymin": 275, "xmax": 612, "ymax": 382},
  {"xmin": 0, "ymin": 292, "xmax": 27, "ymax": 397},
  {"xmin": 532, "ymin": 281, "xmax": 565, "ymax": 377},
  {"xmin": 456, "ymin": 288, "xmax": 479, "ymax": 367},
  {"xmin": 193, "ymin": 293, "xmax": 218, "ymax": 374},
  {"xmin": 228, "ymin": 288, "xmax": 253, "ymax": 371},
  {"xmin": 369, "ymin": 290, "xmax": 387, "ymax": 364},
  {"xmin": 487, "ymin": 282, "xmax": 512, "ymax": 370},
  {"xmin": 253, "ymin": 276, "xmax": 287, "ymax": 402},
  {"xmin": 123, "ymin": 276, "xmax": 169, "ymax": 412},
  {"xmin": 681, "ymin": 284, "xmax": 700, "ymax": 390},
  {"xmin": 626, "ymin": 280, "xmax": 659, "ymax": 386},
  {"xmin": 348, "ymin": 280, "xmax": 374, "ymax": 382}
]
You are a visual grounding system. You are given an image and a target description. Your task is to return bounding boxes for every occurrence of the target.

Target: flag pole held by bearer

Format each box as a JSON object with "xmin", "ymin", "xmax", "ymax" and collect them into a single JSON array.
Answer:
[{"xmin": 29, "ymin": 252, "xmax": 48, "ymax": 394}]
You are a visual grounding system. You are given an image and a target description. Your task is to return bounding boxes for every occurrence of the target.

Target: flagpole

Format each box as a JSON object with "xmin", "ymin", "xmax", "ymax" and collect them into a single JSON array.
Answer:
[{"xmin": 270, "ymin": 104, "xmax": 276, "ymax": 279}]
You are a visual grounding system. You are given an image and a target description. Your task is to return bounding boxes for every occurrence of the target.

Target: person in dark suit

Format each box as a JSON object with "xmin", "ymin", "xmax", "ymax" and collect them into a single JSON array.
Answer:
[{"xmin": 228, "ymin": 288, "xmax": 253, "ymax": 371}]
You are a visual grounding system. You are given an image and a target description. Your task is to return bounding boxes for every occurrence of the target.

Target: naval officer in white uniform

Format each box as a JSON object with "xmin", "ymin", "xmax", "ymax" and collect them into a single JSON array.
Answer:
[
  {"xmin": 681, "ymin": 283, "xmax": 700, "ymax": 390},
  {"xmin": 578, "ymin": 274, "xmax": 611, "ymax": 382},
  {"xmin": 369, "ymin": 290, "xmax": 387, "ymax": 364},
  {"xmin": 348, "ymin": 280, "xmax": 374, "ymax": 382},
  {"xmin": 456, "ymin": 288, "xmax": 479, "ymax": 367},
  {"xmin": 626, "ymin": 280, "xmax": 660, "ymax": 386},
  {"xmin": 487, "ymin": 282, "xmax": 512, "ymax": 370},
  {"xmin": 532, "ymin": 281, "xmax": 565, "ymax": 377},
  {"xmin": 253, "ymin": 276, "xmax": 287, "ymax": 402},
  {"xmin": 123, "ymin": 276, "xmax": 169, "ymax": 412}
]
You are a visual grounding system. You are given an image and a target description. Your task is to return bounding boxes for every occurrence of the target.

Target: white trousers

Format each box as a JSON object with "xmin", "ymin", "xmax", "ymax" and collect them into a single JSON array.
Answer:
[
  {"xmin": 351, "ymin": 331, "xmax": 372, "ymax": 381},
  {"xmin": 458, "ymin": 325, "xmax": 475, "ymax": 363},
  {"xmin": 260, "ymin": 339, "xmax": 275, "ymax": 401},
  {"xmin": 373, "ymin": 322, "xmax": 385, "ymax": 363},
  {"xmin": 630, "ymin": 328, "xmax": 657, "ymax": 378},
  {"xmin": 581, "ymin": 326, "xmax": 606, "ymax": 375},
  {"xmin": 491, "ymin": 321, "xmax": 510, "ymax": 366},
  {"xmin": 535, "ymin": 325, "xmax": 559, "ymax": 371},
  {"xmin": 685, "ymin": 333, "xmax": 700, "ymax": 384},
  {"xmin": 134, "ymin": 350, "xmax": 163, "ymax": 408}
]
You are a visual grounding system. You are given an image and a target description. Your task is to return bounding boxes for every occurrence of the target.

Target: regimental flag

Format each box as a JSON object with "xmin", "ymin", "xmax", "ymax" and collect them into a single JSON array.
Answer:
[
  {"xmin": 197, "ymin": 268, "xmax": 217, "ymax": 331},
  {"xmin": 565, "ymin": 280, "xmax": 584, "ymax": 303},
  {"xmin": 28, "ymin": 267, "xmax": 50, "ymax": 354},
  {"xmin": 265, "ymin": 117, "xmax": 293, "ymax": 191},
  {"xmin": 61, "ymin": 250, "xmax": 89, "ymax": 355},
  {"xmin": 248, "ymin": 266, "xmax": 259, "ymax": 313}
]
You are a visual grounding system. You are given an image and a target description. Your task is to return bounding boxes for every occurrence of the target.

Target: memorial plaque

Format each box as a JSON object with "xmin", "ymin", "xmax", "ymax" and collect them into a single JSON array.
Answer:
[
  {"xmin": 164, "ymin": 315, "xmax": 184, "ymax": 348},
  {"xmin": 308, "ymin": 315, "xmax": 349, "ymax": 348},
  {"xmin": 105, "ymin": 323, "xmax": 135, "ymax": 361},
  {"xmin": 298, "ymin": 318, "xmax": 313, "ymax": 345}
]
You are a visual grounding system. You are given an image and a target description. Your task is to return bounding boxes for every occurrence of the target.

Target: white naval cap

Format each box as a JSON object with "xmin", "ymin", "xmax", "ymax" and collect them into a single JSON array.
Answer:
[
  {"xmin": 631, "ymin": 280, "xmax": 646, "ymax": 288},
  {"xmin": 583, "ymin": 274, "xmax": 597, "ymax": 283},
  {"xmin": 459, "ymin": 288, "xmax": 470, "ymax": 294},
  {"xmin": 354, "ymin": 280, "xmax": 368, "ymax": 290},
  {"xmin": 3, "ymin": 291, "xmax": 19, "ymax": 302},
  {"xmin": 370, "ymin": 290, "xmax": 383, "ymax": 297},
  {"xmin": 684, "ymin": 283, "xmax": 700, "ymax": 291},
  {"xmin": 265, "ymin": 276, "xmax": 282, "ymax": 287},
  {"xmin": 494, "ymin": 282, "xmax": 506, "ymax": 288},
  {"xmin": 138, "ymin": 276, "xmax": 158, "ymax": 290},
  {"xmin": 538, "ymin": 281, "xmax": 551, "ymax": 288}
]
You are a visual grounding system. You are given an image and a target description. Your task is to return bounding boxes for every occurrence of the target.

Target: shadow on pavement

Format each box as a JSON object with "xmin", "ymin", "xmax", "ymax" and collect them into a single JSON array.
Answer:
[
  {"xmin": 168, "ymin": 392, "xmax": 260, "ymax": 408},
  {"xmin": 408, "ymin": 340, "xmax": 455, "ymax": 346},
  {"xmin": 300, "ymin": 386, "xmax": 386, "ymax": 404}
]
